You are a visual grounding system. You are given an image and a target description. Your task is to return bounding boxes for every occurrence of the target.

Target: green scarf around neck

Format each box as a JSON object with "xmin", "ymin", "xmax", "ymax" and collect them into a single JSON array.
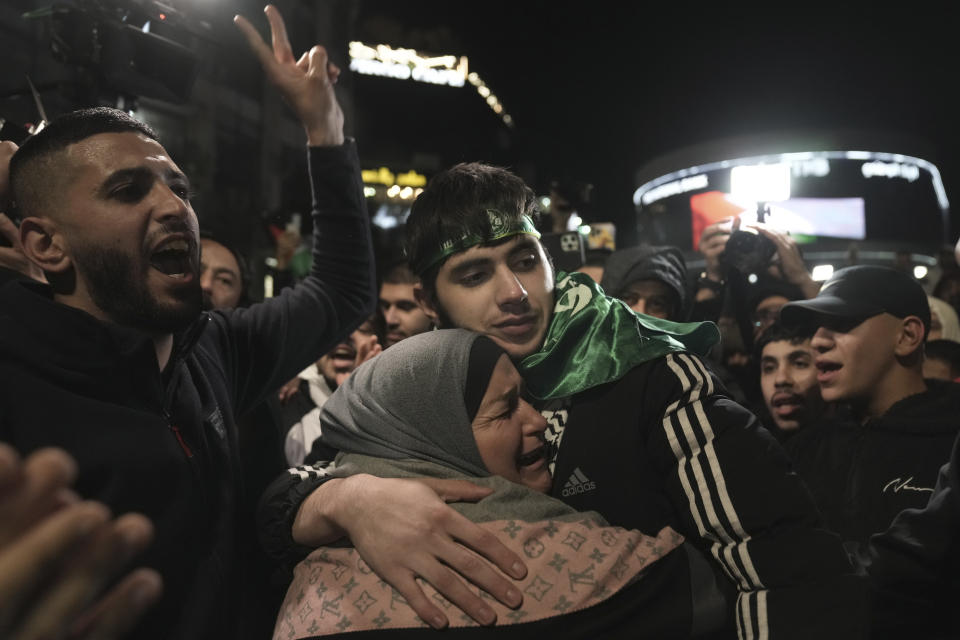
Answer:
[{"xmin": 519, "ymin": 271, "xmax": 720, "ymax": 399}]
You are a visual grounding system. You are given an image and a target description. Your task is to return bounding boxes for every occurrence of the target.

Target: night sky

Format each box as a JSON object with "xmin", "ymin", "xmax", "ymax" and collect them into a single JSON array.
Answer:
[
  {"xmin": 2, "ymin": 1, "xmax": 956, "ymax": 249},
  {"xmin": 353, "ymin": 1, "xmax": 960, "ymax": 243}
]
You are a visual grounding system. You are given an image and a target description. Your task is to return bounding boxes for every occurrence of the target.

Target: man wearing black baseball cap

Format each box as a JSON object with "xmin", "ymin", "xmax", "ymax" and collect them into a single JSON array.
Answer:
[
  {"xmin": 780, "ymin": 264, "xmax": 930, "ymax": 417},
  {"xmin": 781, "ymin": 265, "xmax": 960, "ymax": 559}
]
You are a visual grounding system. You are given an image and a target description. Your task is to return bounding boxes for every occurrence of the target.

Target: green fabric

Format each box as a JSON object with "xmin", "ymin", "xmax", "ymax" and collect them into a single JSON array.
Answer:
[
  {"xmin": 519, "ymin": 271, "xmax": 720, "ymax": 400},
  {"xmin": 290, "ymin": 248, "xmax": 312, "ymax": 280},
  {"xmin": 413, "ymin": 211, "xmax": 540, "ymax": 275}
]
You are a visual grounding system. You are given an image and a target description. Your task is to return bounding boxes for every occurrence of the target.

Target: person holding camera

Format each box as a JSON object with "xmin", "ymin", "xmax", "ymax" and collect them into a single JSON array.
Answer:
[
  {"xmin": 693, "ymin": 216, "xmax": 818, "ymax": 310},
  {"xmin": 692, "ymin": 216, "xmax": 820, "ymax": 409}
]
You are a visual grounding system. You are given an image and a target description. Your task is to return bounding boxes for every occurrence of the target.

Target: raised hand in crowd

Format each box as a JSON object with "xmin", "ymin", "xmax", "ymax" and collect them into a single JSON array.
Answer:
[
  {"xmin": 275, "ymin": 375, "xmax": 303, "ymax": 404},
  {"xmin": 0, "ymin": 141, "xmax": 44, "ymax": 283},
  {"xmin": 234, "ymin": 4, "xmax": 343, "ymax": 146},
  {"xmin": 0, "ymin": 444, "xmax": 161, "ymax": 640},
  {"xmin": 750, "ymin": 222, "xmax": 819, "ymax": 298},
  {"xmin": 695, "ymin": 216, "xmax": 734, "ymax": 301},
  {"xmin": 334, "ymin": 328, "xmax": 381, "ymax": 387}
]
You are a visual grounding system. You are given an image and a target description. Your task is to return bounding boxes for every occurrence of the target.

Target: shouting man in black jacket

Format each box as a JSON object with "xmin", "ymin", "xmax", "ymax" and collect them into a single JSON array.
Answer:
[
  {"xmin": 782, "ymin": 266, "xmax": 960, "ymax": 554},
  {"xmin": 780, "ymin": 266, "xmax": 960, "ymax": 637},
  {"xmin": 781, "ymin": 265, "xmax": 960, "ymax": 551},
  {"xmin": 0, "ymin": 6, "xmax": 375, "ymax": 639}
]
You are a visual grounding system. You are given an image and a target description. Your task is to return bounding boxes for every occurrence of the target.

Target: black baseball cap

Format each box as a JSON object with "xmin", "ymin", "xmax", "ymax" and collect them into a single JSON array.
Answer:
[{"xmin": 780, "ymin": 265, "xmax": 930, "ymax": 333}]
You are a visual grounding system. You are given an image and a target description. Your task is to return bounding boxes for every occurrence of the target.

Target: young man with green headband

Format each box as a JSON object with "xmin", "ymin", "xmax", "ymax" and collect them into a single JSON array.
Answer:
[{"xmin": 262, "ymin": 163, "xmax": 865, "ymax": 637}]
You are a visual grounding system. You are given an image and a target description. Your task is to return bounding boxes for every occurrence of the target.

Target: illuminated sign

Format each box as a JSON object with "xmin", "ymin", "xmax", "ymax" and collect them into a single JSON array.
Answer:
[
  {"xmin": 362, "ymin": 167, "xmax": 426, "ymax": 205},
  {"xmin": 349, "ymin": 41, "xmax": 468, "ymax": 88},
  {"xmin": 793, "ymin": 157, "xmax": 830, "ymax": 177},
  {"xmin": 634, "ymin": 150, "xmax": 947, "ymax": 211},
  {"xmin": 362, "ymin": 167, "xmax": 427, "ymax": 188},
  {"xmin": 861, "ymin": 160, "xmax": 920, "ymax": 182},
  {"xmin": 466, "ymin": 72, "xmax": 513, "ymax": 128},
  {"xmin": 347, "ymin": 41, "xmax": 514, "ymax": 128},
  {"xmin": 634, "ymin": 149, "xmax": 949, "ymax": 255},
  {"xmin": 640, "ymin": 174, "xmax": 708, "ymax": 206}
]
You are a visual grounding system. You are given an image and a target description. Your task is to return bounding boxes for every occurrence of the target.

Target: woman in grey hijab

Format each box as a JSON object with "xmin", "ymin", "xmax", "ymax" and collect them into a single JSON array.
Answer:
[
  {"xmin": 273, "ymin": 329, "xmax": 685, "ymax": 639},
  {"xmin": 320, "ymin": 328, "xmax": 554, "ymax": 500}
]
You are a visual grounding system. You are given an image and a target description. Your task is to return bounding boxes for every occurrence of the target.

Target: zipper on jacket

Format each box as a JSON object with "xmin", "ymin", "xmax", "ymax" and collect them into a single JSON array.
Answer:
[
  {"xmin": 164, "ymin": 405, "xmax": 194, "ymax": 459},
  {"xmin": 169, "ymin": 423, "xmax": 194, "ymax": 458},
  {"xmin": 160, "ymin": 317, "xmax": 208, "ymax": 461}
]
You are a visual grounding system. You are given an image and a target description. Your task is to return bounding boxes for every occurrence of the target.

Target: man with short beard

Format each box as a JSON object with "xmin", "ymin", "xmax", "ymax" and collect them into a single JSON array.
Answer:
[
  {"xmin": 755, "ymin": 321, "xmax": 826, "ymax": 439},
  {"xmin": 379, "ymin": 261, "xmax": 433, "ymax": 347},
  {"xmin": 0, "ymin": 6, "xmax": 375, "ymax": 640}
]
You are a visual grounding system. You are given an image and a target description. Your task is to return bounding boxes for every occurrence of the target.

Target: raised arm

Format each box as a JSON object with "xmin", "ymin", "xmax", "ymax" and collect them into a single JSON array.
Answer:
[
  {"xmin": 695, "ymin": 217, "xmax": 733, "ymax": 302},
  {"xmin": 234, "ymin": 5, "xmax": 343, "ymax": 147},
  {"xmin": 208, "ymin": 6, "xmax": 376, "ymax": 411},
  {"xmin": 750, "ymin": 223, "xmax": 819, "ymax": 299}
]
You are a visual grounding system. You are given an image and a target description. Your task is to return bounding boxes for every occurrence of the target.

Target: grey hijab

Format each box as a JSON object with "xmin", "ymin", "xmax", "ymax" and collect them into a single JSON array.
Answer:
[{"xmin": 320, "ymin": 329, "xmax": 502, "ymax": 477}]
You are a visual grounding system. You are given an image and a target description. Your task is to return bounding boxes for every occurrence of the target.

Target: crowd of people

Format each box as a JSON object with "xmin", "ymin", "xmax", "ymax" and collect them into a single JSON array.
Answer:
[{"xmin": 1, "ymin": 5, "xmax": 959, "ymax": 639}]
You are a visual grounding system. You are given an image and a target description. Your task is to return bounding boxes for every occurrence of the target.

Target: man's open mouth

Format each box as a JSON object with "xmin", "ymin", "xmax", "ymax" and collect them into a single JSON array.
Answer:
[
  {"xmin": 772, "ymin": 394, "xmax": 804, "ymax": 415},
  {"xmin": 329, "ymin": 344, "xmax": 356, "ymax": 367},
  {"xmin": 815, "ymin": 360, "xmax": 842, "ymax": 383},
  {"xmin": 150, "ymin": 238, "xmax": 195, "ymax": 278}
]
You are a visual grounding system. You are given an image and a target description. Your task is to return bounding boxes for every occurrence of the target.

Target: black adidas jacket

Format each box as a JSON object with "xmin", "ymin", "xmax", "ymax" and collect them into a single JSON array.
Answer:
[
  {"xmin": 545, "ymin": 352, "xmax": 863, "ymax": 638},
  {"xmin": 0, "ymin": 142, "xmax": 375, "ymax": 640},
  {"xmin": 260, "ymin": 351, "xmax": 865, "ymax": 639}
]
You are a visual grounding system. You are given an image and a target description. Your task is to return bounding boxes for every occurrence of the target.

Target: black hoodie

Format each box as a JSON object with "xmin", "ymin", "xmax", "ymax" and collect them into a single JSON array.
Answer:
[
  {"xmin": 786, "ymin": 379, "xmax": 960, "ymax": 553},
  {"xmin": 0, "ymin": 142, "xmax": 375, "ymax": 640},
  {"xmin": 864, "ymin": 429, "xmax": 960, "ymax": 638},
  {"xmin": 599, "ymin": 244, "xmax": 689, "ymax": 319}
]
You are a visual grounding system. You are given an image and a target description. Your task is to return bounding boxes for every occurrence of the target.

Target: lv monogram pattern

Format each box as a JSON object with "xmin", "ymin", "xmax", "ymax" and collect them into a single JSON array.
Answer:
[{"xmin": 274, "ymin": 519, "xmax": 683, "ymax": 638}]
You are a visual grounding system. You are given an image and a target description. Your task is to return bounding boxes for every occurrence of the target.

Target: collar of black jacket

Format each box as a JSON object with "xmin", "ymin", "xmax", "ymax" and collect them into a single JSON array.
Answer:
[{"xmin": 0, "ymin": 279, "xmax": 209, "ymax": 402}]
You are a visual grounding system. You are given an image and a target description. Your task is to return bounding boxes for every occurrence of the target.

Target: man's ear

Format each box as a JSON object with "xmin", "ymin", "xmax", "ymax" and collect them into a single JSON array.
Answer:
[
  {"xmin": 19, "ymin": 216, "xmax": 72, "ymax": 275},
  {"xmin": 895, "ymin": 316, "xmax": 926, "ymax": 358},
  {"xmin": 413, "ymin": 282, "xmax": 439, "ymax": 326}
]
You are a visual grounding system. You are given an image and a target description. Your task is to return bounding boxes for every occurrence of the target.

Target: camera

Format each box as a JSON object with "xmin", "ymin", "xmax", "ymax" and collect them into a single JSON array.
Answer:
[
  {"xmin": 719, "ymin": 229, "xmax": 777, "ymax": 275},
  {"xmin": 719, "ymin": 204, "xmax": 777, "ymax": 275}
]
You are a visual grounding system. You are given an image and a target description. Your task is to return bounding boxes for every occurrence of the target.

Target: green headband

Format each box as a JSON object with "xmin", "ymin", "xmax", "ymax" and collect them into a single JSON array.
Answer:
[{"xmin": 413, "ymin": 210, "xmax": 541, "ymax": 275}]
